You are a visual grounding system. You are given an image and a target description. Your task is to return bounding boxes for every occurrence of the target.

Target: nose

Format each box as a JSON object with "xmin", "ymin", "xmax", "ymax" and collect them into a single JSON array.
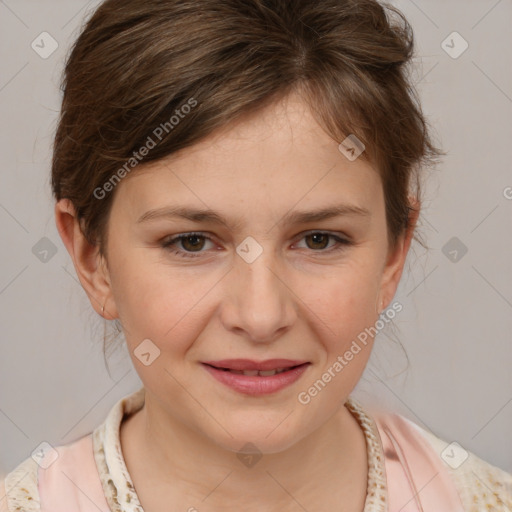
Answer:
[{"xmin": 220, "ymin": 247, "xmax": 296, "ymax": 344}]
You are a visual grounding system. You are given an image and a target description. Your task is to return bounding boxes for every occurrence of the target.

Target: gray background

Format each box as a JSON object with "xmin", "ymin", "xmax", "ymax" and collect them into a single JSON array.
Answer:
[{"xmin": 1, "ymin": 0, "xmax": 511, "ymax": 477}]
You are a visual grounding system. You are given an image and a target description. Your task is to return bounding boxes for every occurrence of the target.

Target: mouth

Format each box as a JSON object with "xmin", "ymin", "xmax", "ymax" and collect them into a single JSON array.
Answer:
[
  {"xmin": 201, "ymin": 360, "xmax": 311, "ymax": 395},
  {"xmin": 203, "ymin": 363, "xmax": 308, "ymax": 377}
]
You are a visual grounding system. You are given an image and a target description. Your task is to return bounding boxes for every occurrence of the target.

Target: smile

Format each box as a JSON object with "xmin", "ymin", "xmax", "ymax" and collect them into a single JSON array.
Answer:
[
  {"xmin": 216, "ymin": 367, "xmax": 294, "ymax": 376},
  {"xmin": 201, "ymin": 362, "xmax": 311, "ymax": 395}
]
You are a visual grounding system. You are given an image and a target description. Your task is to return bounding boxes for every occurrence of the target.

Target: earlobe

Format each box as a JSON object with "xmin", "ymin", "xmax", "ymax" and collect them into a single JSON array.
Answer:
[
  {"xmin": 375, "ymin": 294, "xmax": 384, "ymax": 315},
  {"xmin": 55, "ymin": 199, "xmax": 118, "ymax": 320}
]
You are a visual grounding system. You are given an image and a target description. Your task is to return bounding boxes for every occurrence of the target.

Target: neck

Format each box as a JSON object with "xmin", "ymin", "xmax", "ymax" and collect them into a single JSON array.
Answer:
[{"xmin": 120, "ymin": 391, "xmax": 368, "ymax": 511}]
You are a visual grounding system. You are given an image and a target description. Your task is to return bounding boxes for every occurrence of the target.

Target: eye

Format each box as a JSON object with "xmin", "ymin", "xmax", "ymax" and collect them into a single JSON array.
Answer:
[
  {"xmin": 161, "ymin": 232, "xmax": 215, "ymax": 259},
  {"xmin": 293, "ymin": 231, "xmax": 352, "ymax": 253},
  {"xmin": 161, "ymin": 230, "xmax": 352, "ymax": 259}
]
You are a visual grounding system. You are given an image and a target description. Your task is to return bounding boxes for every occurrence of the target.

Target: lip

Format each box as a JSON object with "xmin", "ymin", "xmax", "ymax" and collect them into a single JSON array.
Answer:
[
  {"xmin": 202, "ymin": 359, "xmax": 309, "ymax": 371},
  {"xmin": 201, "ymin": 361, "xmax": 311, "ymax": 396}
]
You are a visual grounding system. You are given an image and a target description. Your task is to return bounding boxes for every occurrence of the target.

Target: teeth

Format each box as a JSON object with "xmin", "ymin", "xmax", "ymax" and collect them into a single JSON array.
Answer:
[
  {"xmin": 224, "ymin": 367, "xmax": 291, "ymax": 376},
  {"xmin": 258, "ymin": 369, "xmax": 280, "ymax": 376},
  {"xmin": 241, "ymin": 370, "xmax": 260, "ymax": 376}
]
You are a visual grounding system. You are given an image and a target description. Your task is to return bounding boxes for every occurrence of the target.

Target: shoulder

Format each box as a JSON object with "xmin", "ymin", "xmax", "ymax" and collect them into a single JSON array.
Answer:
[
  {"xmin": 0, "ymin": 479, "xmax": 5, "ymax": 512},
  {"xmin": 0, "ymin": 479, "xmax": 7, "ymax": 512},
  {"xmin": 375, "ymin": 407, "xmax": 512, "ymax": 511},
  {"xmin": 0, "ymin": 433, "xmax": 98, "ymax": 512},
  {"xmin": 409, "ymin": 418, "xmax": 512, "ymax": 510},
  {"xmin": 0, "ymin": 388, "xmax": 144, "ymax": 512},
  {"xmin": 0, "ymin": 455, "xmax": 41, "ymax": 512}
]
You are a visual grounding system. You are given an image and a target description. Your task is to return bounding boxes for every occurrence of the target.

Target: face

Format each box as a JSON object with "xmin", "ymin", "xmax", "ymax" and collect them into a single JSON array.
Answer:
[{"xmin": 97, "ymin": 92, "xmax": 407, "ymax": 454}]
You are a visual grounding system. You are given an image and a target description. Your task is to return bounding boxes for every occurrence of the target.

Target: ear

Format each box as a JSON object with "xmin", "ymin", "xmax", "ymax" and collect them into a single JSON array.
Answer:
[
  {"xmin": 377, "ymin": 197, "xmax": 420, "ymax": 312},
  {"xmin": 55, "ymin": 199, "xmax": 118, "ymax": 320}
]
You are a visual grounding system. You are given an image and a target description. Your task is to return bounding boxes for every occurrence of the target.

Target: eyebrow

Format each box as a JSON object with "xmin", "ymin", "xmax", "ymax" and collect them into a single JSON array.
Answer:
[{"xmin": 136, "ymin": 203, "xmax": 371, "ymax": 229}]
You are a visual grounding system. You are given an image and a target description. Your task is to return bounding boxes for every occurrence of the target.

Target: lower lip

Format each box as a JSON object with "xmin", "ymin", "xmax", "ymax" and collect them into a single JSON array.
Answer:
[{"xmin": 202, "ymin": 363, "xmax": 310, "ymax": 396}]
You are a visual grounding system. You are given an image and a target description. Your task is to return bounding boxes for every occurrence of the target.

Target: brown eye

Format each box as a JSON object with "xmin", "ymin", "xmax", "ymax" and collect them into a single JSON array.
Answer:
[
  {"xmin": 295, "ymin": 231, "xmax": 352, "ymax": 254},
  {"xmin": 305, "ymin": 233, "xmax": 330, "ymax": 250},
  {"xmin": 161, "ymin": 232, "xmax": 214, "ymax": 258},
  {"xmin": 180, "ymin": 234, "xmax": 206, "ymax": 252}
]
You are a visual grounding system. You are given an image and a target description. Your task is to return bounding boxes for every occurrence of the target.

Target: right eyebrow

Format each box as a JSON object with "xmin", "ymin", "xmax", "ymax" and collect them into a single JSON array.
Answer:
[{"xmin": 136, "ymin": 202, "xmax": 371, "ymax": 230}]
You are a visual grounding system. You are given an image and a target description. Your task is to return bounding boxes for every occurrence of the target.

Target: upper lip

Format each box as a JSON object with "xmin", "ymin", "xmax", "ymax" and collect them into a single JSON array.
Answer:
[{"xmin": 202, "ymin": 359, "xmax": 309, "ymax": 371}]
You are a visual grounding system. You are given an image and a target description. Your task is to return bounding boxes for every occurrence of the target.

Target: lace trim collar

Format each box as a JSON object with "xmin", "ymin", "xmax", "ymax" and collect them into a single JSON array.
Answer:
[{"xmin": 92, "ymin": 387, "xmax": 388, "ymax": 511}]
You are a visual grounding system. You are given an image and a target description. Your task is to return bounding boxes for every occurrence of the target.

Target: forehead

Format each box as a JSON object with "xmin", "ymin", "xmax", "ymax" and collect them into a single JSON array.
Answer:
[
  {"xmin": 162, "ymin": 93, "xmax": 370, "ymax": 170},
  {"xmin": 115, "ymin": 92, "xmax": 382, "ymax": 221}
]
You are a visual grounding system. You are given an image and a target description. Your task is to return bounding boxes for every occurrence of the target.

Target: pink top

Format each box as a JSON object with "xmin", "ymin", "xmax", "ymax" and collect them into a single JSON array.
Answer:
[
  {"xmin": 38, "ymin": 435, "xmax": 109, "ymax": 512},
  {"xmin": 3, "ymin": 387, "xmax": 512, "ymax": 511}
]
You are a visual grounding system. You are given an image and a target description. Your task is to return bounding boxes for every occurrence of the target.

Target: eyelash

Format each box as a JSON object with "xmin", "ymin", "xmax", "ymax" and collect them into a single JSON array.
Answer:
[{"xmin": 160, "ymin": 231, "xmax": 353, "ymax": 259}]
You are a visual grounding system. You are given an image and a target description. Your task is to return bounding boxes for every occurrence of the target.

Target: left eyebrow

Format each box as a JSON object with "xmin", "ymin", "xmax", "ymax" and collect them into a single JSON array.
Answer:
[
  {"xmin": 136, "ymin": 203, "xmax": 371, "ymax": 230},
  {"xmin": 281, "ymin": 204, "xmax": 371, "ymax": 225}
]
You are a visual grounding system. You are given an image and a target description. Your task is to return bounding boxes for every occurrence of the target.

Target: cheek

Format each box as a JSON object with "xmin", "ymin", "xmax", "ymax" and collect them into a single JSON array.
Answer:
[
  {"xmin": 294, "ymin": 260, "xmax": 381, "ymax": 388},
  {"xmin": 307, "ymin": 278, "xmax": 377, "ymax": 391},
  {"xmin": 299, "ymin": 263, "xmax": 380, "ymax": 334},
  {"xmin": 109, "ymin": 253, "xmax": 214, "ymax": 351}
]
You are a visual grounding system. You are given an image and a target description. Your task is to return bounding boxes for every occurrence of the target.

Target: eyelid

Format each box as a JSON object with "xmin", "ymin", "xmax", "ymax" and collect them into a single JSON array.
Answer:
[
  {"xmin": 161, "ymin": 230, "xmax": 350, "ymax": 246},
  {"xmin": 161, "ymin": 231, "xmax": 216, "ymax": 248},
  {"xmin": 161, "ymin": 230, "xmax": 353, "ymax": 259},
  {"xmin": 292, "ymin": 230, "xmax": 352, "ymax": 250},
  {"xmin": 295, "ymin": 229, "xmax": 351, "ymax": 241}
]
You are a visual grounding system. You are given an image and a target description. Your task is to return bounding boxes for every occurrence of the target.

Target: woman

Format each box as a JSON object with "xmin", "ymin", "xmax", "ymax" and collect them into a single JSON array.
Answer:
[{"xmin": 2, "ymin": 0, "xmax": 511, "ymax": 510}]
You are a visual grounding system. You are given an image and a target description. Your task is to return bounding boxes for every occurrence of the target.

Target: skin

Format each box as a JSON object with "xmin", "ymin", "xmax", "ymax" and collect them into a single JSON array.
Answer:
[{"xmin": 55, "ymin": 91, "xmax": 419, "ymax": 511}]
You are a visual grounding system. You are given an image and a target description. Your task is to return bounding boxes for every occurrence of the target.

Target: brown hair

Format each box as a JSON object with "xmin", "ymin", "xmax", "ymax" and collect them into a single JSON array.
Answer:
[
  {"xmin": 53, "ymin": 0, "xmax": 444, "ymax": 251},
  {"xmin": 52, "ymin": 0, "xmax": 444, "ymax": 364}
]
